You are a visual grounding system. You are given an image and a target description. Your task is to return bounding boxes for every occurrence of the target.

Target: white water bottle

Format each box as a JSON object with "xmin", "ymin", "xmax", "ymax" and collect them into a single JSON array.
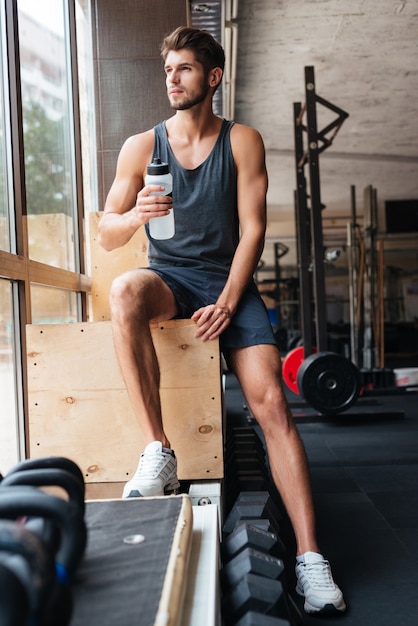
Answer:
[{"xmin": 145, "ymin": 157, "xmax": 174, "ymax": 239}]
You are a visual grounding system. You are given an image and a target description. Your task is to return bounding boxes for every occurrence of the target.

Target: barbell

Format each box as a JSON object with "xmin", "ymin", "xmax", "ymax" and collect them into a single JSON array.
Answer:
[{"xmin": 283, "ymin": 348, "xmax": 361, "ymax": 415}]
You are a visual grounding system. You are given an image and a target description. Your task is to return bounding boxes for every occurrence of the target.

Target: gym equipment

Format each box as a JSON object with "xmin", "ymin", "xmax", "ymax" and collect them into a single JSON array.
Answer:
[
  {"xmin": 70, "ymin": 495, "xmax": 192, "ymax": 626},
  {"xmin": 297, "ymin": 351, "xmax": 361, "ymax": 415},
  {"xmin": 0, "ymin": 519, "xmax": 55, "ymax": 621},
  {"xmin": 223, "ymin": 573, "xmax": 293, "ymax": 623},
  {"xmin": 222, "ymin": 546, "xmax": 286, "ymax": 589},
  {"xmin": 0, "ymin": 562, "xmax": 30, "ymax": 626},
  {"xmin": 282, "ymin": 346, "xmax": 316, "ymax": 395},
  {"xmin": 235, "ymin": 492, "xmax": 282, "ymax": 519},
  {"xmin": 283, "ymin": 346, "xmax": 361, "ymax": 414},
  {"xmin": 1, "ymin": 467, "xmax": 85, "ymax": 513},
  {"xmin": 223, "ymin": 521, "xmax": 286, "ymax": 561},
  {"xmin": 223, "ymin": 493, "xmax": 281, "ymax": 536},
  {"xmin": 0, "ymin": 486, "xmax": 86, "ymax": 575},
  {"xmin": 294, "ymin": 66, "xmax": 349, "ymax": 358},
  {"xmin": 0, "ymin": 485, "xmax": 87, "ymax": 625},
  {"xmin": 291, "ymin": 67, "xmax": 363, "ymax": 416},
  {"xmin": 235, "ymin": 610, "xmax": 291, "ymax": 626},
  {"xmin": 226, "ymin": 427, "xmax": 266, "ymax": 452},
  {"xmin": 227, "ymin": 454, "xmax": 269, "ymax": 475},
  {"xmin": 1, "ymin": 462, "xmax": 85, "ymax": 557},
  {"xmin": 5, "ymin": 456, "xmax": 85, "ymax": 491},
  {"xmin": 224, "ymin": 427, "xmax": 273, "ymax": 512}
]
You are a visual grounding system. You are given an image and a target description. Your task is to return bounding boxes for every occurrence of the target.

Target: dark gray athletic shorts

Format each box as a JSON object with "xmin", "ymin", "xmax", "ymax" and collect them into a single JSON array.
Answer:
[{"xmin": 147, "ymin": 265, "xmax": 277, "ymax": 354}]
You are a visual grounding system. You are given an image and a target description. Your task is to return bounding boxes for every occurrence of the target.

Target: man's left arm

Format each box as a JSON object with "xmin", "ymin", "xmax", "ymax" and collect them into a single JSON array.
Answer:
[{"xmin": 193, "ymin": 124, "xmax": 268, "ymax": 340}]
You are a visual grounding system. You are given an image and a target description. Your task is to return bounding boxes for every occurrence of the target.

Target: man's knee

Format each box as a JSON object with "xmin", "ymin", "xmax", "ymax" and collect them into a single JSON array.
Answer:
[
  {"xmin": 109, "ymin": 269, "xmax": 177, "ymax": 322},
  {"xmin": 109, "ymin": 270, "xmax": 148, "ymax": 317},
  {"xmin": 247, "ymin": 381, "xmax": 293, "ymax": 431}
]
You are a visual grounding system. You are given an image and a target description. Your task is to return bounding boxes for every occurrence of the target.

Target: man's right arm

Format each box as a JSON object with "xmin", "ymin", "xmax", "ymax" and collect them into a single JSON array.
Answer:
[{"xmin": 98, "ymin": 130, "xmax": 172, "ymax": 251}]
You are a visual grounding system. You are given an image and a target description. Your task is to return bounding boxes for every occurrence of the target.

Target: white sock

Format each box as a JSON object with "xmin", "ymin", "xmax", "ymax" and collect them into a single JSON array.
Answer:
[{"xmin": 296, "ymin": 551, "xmax": 323, "ymax": 564}]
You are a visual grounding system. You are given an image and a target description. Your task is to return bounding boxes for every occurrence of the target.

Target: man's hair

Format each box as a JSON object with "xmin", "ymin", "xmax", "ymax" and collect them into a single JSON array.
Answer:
[{"xmin": 161, "ymin": 26, "xmax": 225, "ymax": 74}]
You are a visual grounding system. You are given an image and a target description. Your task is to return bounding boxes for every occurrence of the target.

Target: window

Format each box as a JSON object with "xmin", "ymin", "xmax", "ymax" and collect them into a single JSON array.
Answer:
[
  {"xmin": 0, "ymin": 4, "xmax": 11, "ymax": 254},
  {"xmin": 0, "ymin": 1, "xmax": 95, "ymax": 471},
  {"xmin": 18, "ymin": 0, "xmax": 79, "ymax": 272},
  {"xmin": 0, "ymin": 280, "xmax": 22, "ymax": 472}
]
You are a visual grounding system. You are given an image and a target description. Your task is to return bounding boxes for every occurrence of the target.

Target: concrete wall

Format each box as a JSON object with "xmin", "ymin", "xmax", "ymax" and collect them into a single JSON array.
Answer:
[{"xmin": 91, "ymin": 0, "xmax": 188, "ymax": 211}]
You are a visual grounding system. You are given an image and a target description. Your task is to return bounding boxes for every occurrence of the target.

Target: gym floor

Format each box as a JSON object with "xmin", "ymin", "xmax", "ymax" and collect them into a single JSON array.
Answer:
[{"xmin": 224, "ymin": 369, "xmax": 418, "ymax": 626}]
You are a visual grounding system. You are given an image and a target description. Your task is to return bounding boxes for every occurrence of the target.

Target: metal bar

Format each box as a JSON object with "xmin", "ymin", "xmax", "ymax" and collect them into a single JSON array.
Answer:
[
  {"xmin": 305, "ymin": 66, "xmax": 328, "ymax": 351},
  {"xmin": 67, "ymin": 0, "xmax": 88, "ymax": 321},
  {"xmin": 347, "ymin": 223, "xmax": 358, "ymax": 365},
  {"xmin": 350, "ymin": 184, "xmax": 357, "ymax": 225},
  {"xmin": 315, "ymin": 93, "xmax": 350, "ymax": 119},
  {"xmin": 293, "ymin": 103, "xmax": 313, "ymax": 356},
  {"xmin": 5, "ymin": 0, "xmax": 30, "ymax": 457},
  {"xmin": 348, "ymin": 185, "xmax": 359, "ymax": 365},
  {"xmin": 362, "ymin": 185, "xmax": 376, "ymax": 369}
]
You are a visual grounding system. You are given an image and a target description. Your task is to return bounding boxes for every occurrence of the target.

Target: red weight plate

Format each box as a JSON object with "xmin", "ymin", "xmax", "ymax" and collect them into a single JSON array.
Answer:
[
  {"xmin": 282, "ymin": 347, "xmax": 305, "ymax": 394},
  {"xmin": 282, "ymin": 346, "xmax": 317, "ymax": 394}
]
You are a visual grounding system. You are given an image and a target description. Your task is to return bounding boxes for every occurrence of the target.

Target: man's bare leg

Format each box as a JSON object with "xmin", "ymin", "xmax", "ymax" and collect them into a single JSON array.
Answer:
[
  {"xmin": 109, "ymin": 268, "xmax": 178, "ymax": 448},
  {"xmin": 228, "ymin": 344, "xmax": 346, "ymax": 614},
  {"xmin": 227, "ymin": 343, "xmax": 318, "ymax": 556}
]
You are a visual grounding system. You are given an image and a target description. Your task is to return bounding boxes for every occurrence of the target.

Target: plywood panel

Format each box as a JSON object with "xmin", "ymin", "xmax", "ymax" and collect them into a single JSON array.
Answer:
[
  {"xmin": 27, "ymin": 320, "xmax": 223, "ymax": 483},
  {"xmin": 88, "ymin": 212, "xmax": 149, "ymax": 321}
]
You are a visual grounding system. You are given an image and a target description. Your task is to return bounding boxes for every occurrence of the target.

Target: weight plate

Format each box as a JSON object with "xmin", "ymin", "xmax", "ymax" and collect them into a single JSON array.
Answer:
[
  {"xmin": 297, "ymin": 351, "xmax": 360, "ymax": 415},
  {"xmin": 282, "ymin": 346, "xmax": 317, "ymax": 394}
]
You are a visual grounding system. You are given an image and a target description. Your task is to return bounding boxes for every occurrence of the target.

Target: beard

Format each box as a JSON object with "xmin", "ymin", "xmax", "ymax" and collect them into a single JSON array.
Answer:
[{"xmin": 169, "ymin": 79, "xmax": 211, "ymax": 111}]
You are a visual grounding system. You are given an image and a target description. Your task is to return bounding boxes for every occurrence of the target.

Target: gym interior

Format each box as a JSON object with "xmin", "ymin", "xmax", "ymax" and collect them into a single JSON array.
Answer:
[{"xmin": 0, "ymin": 1, "xmax": 417, "ymax": 624}]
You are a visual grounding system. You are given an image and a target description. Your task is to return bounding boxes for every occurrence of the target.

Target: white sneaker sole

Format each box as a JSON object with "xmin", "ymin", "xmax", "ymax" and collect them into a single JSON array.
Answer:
[
  {"xmin": 296, "ymin": 586, "xmax": 347, "ymax": 614},
  {"xmin": 123, "ymin": 476, "xmax": 180, "ymax": 498}
]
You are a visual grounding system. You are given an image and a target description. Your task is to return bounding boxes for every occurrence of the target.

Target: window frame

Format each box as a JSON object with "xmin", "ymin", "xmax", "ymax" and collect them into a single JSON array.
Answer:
[{"xmin": 0, "ymin": 0, "xmax": 92, "ymax": 458}]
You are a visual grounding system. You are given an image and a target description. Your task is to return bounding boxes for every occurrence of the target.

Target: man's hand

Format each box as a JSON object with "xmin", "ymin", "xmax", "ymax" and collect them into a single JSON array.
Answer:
[
  {"xmin": 133, "ymin": 185, "xmax": 173, "ymax": 225},
  {"xmin": 192, "ymin": 303, "xmax": 232, "ymax": 341}
]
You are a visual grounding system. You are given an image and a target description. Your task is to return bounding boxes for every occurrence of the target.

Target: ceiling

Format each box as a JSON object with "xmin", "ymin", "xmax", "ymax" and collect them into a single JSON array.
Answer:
[{"xmin": 192, "ymin": 0, "xmax": 418, "ymax": 269}]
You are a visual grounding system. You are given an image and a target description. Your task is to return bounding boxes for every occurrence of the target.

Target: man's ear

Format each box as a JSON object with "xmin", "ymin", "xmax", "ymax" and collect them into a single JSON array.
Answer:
[{"xmin": 209, "ymin": 67, "xmax": 223, "ymax": 88}]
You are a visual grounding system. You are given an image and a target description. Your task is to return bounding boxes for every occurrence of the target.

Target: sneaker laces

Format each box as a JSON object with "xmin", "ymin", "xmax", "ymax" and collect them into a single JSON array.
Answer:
[
  {"xmin": 301, "ymin": 560, "xmax": 335, "ymax": 589},
  {"xmin": 136, "ymin": 450, "xmax": 168, "ymax": 479}
]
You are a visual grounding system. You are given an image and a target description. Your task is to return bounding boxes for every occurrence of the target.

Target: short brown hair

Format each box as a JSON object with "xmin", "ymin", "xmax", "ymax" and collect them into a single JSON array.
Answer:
[{"xmin": 161, "ymin": 26, "xmax": 225, "ymax": 75}]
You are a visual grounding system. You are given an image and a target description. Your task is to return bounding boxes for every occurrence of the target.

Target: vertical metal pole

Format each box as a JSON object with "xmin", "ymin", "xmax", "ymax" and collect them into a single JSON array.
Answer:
[
  {"xmin": 305, "ymin": 67, "xmax": 327, "ymax": 352},
  {"xmin": 347, "ymin": 222, "xmax": 358, "ymax": 365},
  {"xmin": 293, "ymin": 103, "xmax": 313, "ymax": 356},
  {"xmin": 362, "ymin": 185, "xmax": 377, "ymax": 369},
  {"xmin": 5, "ymin": 0, "xmax": 30, "ymax": 458},
  {"xmin": 348, "ymin": 185, "xmax": 359, "ymax": 365},
  {"xmin": 67, "ymin": 0, "xmax": 88, "ymax": 321},
  {"xmin": 350, "ymin": 184, "xmax": 357, "ymax": 225}
]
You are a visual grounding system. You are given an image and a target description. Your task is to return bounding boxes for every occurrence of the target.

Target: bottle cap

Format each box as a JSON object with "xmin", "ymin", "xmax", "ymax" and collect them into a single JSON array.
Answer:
[{"xmin": 146, "ymin": 157, "xmax": 170, "ymax": 175}]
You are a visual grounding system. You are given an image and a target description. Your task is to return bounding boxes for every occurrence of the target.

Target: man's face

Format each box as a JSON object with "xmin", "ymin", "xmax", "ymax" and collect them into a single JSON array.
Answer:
[{"xmin": 164, "ymin": 49, "xmax": 211, "ymax": 111}]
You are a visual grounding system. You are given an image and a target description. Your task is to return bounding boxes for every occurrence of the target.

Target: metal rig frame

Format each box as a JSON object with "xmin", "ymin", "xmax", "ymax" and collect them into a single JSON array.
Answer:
[{"xmin": 293, "ymin": 66, "xmax": 349, "ymax": 356}]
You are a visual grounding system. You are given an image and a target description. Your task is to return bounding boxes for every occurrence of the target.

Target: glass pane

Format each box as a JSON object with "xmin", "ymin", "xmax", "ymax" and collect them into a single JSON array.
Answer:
[
  {"xmin": 0, "ymin": 280, "xmax": 20, "ymax": 473},
  {"xmin": 76, "ymin": 0, "xmax": 97, "ymax": 218},
  {"xmin": 0, "ymin": 6, "xmax": 11, "ymax": 253},
  {"xmin": 31, "ymin": 284, "xmax": 78, "ymax": 324},
  {"xmin": 18, "ymin": 0, "xmax": 77, "ymax": 271}
]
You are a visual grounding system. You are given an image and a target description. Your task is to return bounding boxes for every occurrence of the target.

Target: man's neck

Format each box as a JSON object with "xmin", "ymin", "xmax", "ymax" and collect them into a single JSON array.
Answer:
[
  {"xmin": 165, "ymin": 108, "xmax": 223, "ymax": 170},
  {"xmin": 168, "ymin": 105, "xmax": 221, "ymax": 140}
]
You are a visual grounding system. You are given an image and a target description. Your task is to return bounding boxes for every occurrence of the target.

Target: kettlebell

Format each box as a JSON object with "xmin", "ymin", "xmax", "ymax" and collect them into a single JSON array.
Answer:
[
  {"xmin": 0, "ymin": 561, "xmax": 30, "ymax": 626},
  {"xmin": 1, "ymin": 466, "xmax": 85, "ymax": 512},
  {"xmin": 0, "ymin": 485, "xmax": 86, "ymax": 577},
  {"xmin": 0, "ymin": 467, "xmax": 85, "ymax": 555},
  {"xmin": 6, "ymin": 456, "xmax": 85, "ymax": 493},
  {"xmin": 0, "ymin": 485, "xmax": 87, "ymax": 625},
  {"xmin": 0, "ymin": 519, "xmax": 55, "ymax": 621}
]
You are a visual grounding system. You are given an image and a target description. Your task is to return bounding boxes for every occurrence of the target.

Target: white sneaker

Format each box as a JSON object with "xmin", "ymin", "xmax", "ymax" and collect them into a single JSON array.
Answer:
[
  {"xmin": 295, "ymin": 551, "xmax": 346, "ymax": 614},
  {"xmin": 122, "ymin": 441, "xmax": 180, "ymax": 498}
]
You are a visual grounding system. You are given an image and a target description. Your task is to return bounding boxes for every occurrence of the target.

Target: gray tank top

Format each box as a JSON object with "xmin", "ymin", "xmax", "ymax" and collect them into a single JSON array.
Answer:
[{"xmin": 146, "ymin": 119, "xmax": 238, "ymax": 275}]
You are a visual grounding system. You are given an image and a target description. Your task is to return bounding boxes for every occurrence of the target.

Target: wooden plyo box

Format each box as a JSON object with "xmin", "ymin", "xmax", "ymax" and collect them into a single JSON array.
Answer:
[
  {"xmin": 88, "ymin": 211, "xmax": 148, "ymax": 321},
  {"xmin": 26, "ymin": 319, "xmax": 224, "ymax": 495}
]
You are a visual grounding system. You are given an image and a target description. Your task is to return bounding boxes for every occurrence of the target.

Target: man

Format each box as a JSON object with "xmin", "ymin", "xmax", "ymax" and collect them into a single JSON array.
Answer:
[{"xmin": 99, "ymin": 26, "xmax": 346, "ymax": 615}]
